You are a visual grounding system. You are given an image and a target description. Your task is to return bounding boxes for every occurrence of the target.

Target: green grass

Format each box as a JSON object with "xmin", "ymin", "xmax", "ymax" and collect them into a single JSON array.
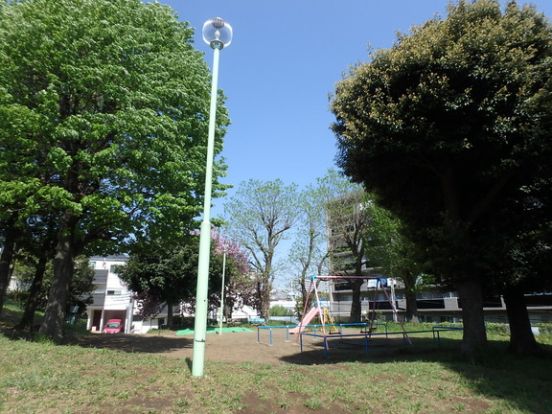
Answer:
[
  {"xmin": 1, "ymin": 333, "xmax": 551, "ymax": 413},
  {"xmin": 2, "ymin": 301, "xmax": 552, "ymax": 413},
  {"xmin": 175, "ymin": 327, "xmax": 253, "ymax": 335}
]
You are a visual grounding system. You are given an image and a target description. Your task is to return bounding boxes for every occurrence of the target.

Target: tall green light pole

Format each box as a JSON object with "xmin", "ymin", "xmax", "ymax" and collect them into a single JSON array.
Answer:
[{"xmin": 192, "ymin": 17, "xmax": 233, "ymax": 378}]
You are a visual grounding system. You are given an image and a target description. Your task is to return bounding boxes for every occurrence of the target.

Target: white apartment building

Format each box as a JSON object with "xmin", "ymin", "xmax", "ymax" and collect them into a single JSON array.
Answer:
[
  {"xmin": 86, "ymin": 255, "xmax": 263, "ymax": 333},
  {"xmin": 86, "ymin": 255, "xmax": 134, "ymax": 333}
]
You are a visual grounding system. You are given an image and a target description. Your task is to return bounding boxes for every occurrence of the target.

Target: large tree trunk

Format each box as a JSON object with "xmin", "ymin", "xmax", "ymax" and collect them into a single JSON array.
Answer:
[
  {"xmin": 456, "ymin": 278, "xmax": 487, "ymax": 355},
  {"xmin": 260, "ymin": 287, "xmax": 271, "ymax": 320},
  {"xmin": 298, "ymin": 275, "xmax": 315, "ymax": 318},
  {"xmin": 256, "ymin": 273, "xmax": 272, "ymax": 320},
  {"xmin": 405, "ymin": 289, "xmax": 419, "ymax": 323},
  {"xmin": 16, "ymin": 252, "xmax": 48, "ymax": 331},
  {"xmin": 349, "ymin": 279, "xmax": 363, "ymax": 322},
  {"xmin": 503, "ymin": 287, "xmax": 540, "ymax": 355},
  {"xmin": 0, "ymin": 221, "xmax": 17, "ymax": 316},
  {"xmin": 39, "ymin": 219, "xmax": 76, "ymax": 342}
]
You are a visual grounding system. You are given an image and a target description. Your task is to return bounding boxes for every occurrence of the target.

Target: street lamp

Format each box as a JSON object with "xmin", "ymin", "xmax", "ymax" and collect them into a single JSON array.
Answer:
[{"xmin": 192, "ymin": 17, "xmax": 233, "ymax": 378}]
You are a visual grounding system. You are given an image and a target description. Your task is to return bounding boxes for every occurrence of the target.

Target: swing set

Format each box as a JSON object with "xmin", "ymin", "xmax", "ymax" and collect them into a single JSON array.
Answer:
[
  {"xmin": 256, "ymin": 274, "xmax": 463, "ymax": 352},
  {"xmin": 295, "ymin": 274, "xmax": 412, "ymax": 354}
]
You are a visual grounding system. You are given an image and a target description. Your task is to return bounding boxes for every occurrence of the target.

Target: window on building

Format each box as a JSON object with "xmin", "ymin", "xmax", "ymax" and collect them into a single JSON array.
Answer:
[{"xmin": 106, "ymin": 290, "xmax": 122, "ymax": 296}]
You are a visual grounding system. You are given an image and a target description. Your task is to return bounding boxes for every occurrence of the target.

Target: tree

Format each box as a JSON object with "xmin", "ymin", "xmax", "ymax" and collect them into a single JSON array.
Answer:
[
  {"xmin": 0, "ymin": 98, "xmax": 43, "ymax": 315},
  {"xmin": 211, "ymin": 230, "xmax": 254, "ymax": 320},
  {"xmin": 119, "ymin": 231, "xmax": 252, "ymax": 327},
  {"xmin": 15, "ymin": 223, "xmax": 57, "ymax": 331},
  {"xmin": 118, "ymin": 242, "xmax": 195, "ymax": 328},
  {"xmin": 332, "ymin": 0, "xmax": 552, "ymax": 354},
  {"xmin": 363, "ymin": 203, "xmax": 425, "ymax": 322},
  {"xmin": 320, "ymin": 171, "xmax": 368, "ymax": 322},
  {"xmin": 225, "ymin": 180, "xmax": 298, "ymax": 319},
  {"xmin": 0, "ymin": 0, "xmax": 229, "ymax": 340},
  {"xmin": 12, "ymin": 253, "xmax": 94, "ymax": 331},
  {"xmin": 288, "ymin": 183, "xmax": 330, "ymax": 317}
]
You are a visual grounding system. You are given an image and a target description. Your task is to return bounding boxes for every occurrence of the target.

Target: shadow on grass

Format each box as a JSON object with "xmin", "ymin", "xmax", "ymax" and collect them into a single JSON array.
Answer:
[
  {"xmin": 0, "ymin": 299, "xmax": 192, "ymax": 354},
  {"xmin": 280, "ymin": 336, "xmax": 552, "ymax": 414},
  {"xmin": 66, "ymin": 332, "xmax": 193, "ymax": 354}
]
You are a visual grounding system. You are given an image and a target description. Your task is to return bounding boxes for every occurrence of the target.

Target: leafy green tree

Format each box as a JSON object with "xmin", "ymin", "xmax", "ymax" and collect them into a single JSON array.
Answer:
[
  {"xmin": 0, "ymin": 98, "xmax": 43, "ymax": 315},
  {"xmin": 332, "ymin": 0, "xmax": 552, "ymax": 353},
  {"xmin": 288, "ymin": 181, "xmax": 330, "ymax": 317},
  {"xmin": 225, "ymin": 180, "xmax": 298, "ymax": 319},
  {"xmin": 12, "ymin": 254, "xmax": 94, "ymax": 330},
  {"xmin": 364, "ymin": 203, "xmax": 425, "ymax": 322},
  {"xmin": 0, "ymin": 0, "xmax": 228, "ymax": 340},
  {"xmin": 119, "ymin": 232, "xmax": 251, "ymax": 327},
  {"xmin": 321, "ymin": 171, "xmax": 368, "ymax": 322},
  {"xmin": 118, "ymin": 241, "xmax": 196, "ymax": 327}
]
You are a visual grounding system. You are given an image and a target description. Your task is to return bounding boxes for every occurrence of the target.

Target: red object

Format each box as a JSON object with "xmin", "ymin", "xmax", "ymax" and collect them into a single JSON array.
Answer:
[{"xmin": 103, "ymin": 319, "xmax": 123, "ymax": 334}]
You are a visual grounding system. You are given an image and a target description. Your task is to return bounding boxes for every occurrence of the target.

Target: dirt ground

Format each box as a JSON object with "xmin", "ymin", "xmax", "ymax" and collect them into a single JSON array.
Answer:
[{"xmin": 71, "ymin": 327, "xmax": 409, "ymax": 365}]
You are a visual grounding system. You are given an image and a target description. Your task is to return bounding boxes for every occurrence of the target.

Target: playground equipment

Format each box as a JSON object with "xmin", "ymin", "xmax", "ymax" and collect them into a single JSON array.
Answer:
[
  {"xmin": 294, "ymin": 274, "xmax": 412, "ymax": 353},
  {"xmin": 288, "ymin": 307, "xmax": 318, "ymax": 334},
  {"xmin": 255, "ymin": 275, "xmax": 464, "ymax": 353}
]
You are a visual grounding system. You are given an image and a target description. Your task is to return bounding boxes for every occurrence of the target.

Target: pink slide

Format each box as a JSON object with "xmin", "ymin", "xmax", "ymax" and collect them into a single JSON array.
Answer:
[{"xmin": 289, "ymin": 307, "xmax": 319, "ymax": 334}]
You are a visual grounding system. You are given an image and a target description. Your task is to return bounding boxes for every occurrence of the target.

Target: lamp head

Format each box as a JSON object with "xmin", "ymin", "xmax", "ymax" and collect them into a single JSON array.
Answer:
[{"xmin": 202, "ymin": 17, "xmax": 232, "ymax": 50}]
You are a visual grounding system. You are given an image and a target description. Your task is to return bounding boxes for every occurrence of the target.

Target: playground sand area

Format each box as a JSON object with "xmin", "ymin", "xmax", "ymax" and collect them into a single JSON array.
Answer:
[{"xmin": 73, "ymin": 327, "xmax": 417, "ymax": 364}]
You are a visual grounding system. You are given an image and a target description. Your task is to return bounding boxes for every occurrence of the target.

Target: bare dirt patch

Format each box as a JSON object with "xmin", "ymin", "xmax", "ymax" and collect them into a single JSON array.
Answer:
[
  {"xmin": 239, "ymin": 391, "xmax": 347, "ymax": 414},
  {"xmin": 449, "ymin": 396, "xmax": 492, "ymax": 413},
  {"xmin": 72, "ymin": 328, "xmax": 425, "ymax": 366},
  {"xmin": 73, "ymin": 328, "xmax": 339, "ymax": 365}
]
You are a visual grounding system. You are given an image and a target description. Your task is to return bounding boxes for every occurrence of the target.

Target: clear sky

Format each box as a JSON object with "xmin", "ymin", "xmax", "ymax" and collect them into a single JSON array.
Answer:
[{"xmin": 160, "ymin": 0, "xmax": 552, "ymax": 218}]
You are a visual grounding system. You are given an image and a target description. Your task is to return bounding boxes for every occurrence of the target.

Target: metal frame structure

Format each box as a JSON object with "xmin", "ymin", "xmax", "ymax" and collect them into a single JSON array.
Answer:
[{"xmin": 296, "ymin": 275, "xmax": 411, "ymax": 353}]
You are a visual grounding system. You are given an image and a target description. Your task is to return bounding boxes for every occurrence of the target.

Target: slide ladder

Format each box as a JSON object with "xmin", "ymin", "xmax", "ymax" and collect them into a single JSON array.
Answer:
[{"xmin": 323, "ymin": 307, "xmax": 339, "ymax": 334}]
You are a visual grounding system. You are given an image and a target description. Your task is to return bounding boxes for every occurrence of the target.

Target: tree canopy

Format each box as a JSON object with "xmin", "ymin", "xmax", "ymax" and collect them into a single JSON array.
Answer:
[
  {"xmin": 225, "ymin": 179, "xmax": 298, "ymax": 319},
  {"xmin": 332, "ymin": 0, "xmax": 552, "ymax": 353},
  {"xmin": 0, "ymin": 0, "xmax": 229, "ymax": 339}
]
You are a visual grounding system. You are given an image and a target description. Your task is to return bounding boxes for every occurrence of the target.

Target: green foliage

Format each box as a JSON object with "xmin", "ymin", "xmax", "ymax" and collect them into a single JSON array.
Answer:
[
  {"xmin": 1, "ymin": 322, "xmax": 552, "ymax": 413},
  {"xmin": 118, "ymin": 240, "xmax": 197, "ymax": 317},
  {"xmin": 364, "ymin": 203, "xmax": 426, "ymax": 290},
  {"xmin": 0, "ymin": 0, "xmax": 229, "ymax": 251},
  {"xmin": 332, "ymin": 0, "xmax": 552, "ymax": 286},
  {"xmin": 118, "ymin": 235, "xmax": 253, "ymax": 319},
  {"xmin": 0, "ymin": 0, "xmax": 230, "ymax": 336},
  {"xmin": 269, "ymin": 305, "xmax": 294, "ymax": 317},
  {"xmin": 225, "ymin": 179, "xmax": 299, "ymax": 319}
]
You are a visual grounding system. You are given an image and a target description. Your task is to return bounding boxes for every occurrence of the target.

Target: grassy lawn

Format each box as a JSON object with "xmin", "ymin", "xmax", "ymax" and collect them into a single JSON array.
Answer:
[{"xmin": 1, "ymin": 303, "xmax": 552, "ymax": 413}]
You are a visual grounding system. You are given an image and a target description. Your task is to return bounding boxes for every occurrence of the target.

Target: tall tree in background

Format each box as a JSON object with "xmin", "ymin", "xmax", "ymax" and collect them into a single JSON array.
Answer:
[
  {"xmin": 119, "ymin": 230, "xmax": 251, "ymax": 327},
  {"xmin": 320, "ymin": 171, "xmax": 368, "ymax": 322},
  {"xmin": 332, "ymin": 0, "xmax": 552, "ymax": 354},
  {"xmin": 225, "ymin": 180, "xmax": 298, "ymax": 319},
  {"xmin": 326, "ymin": 190, "xmax": 370, "ymax": 322},
  {"xmin": 288, "ymin": 182, "xmax": 330, "ymax": 316},
  {"xmin": 364, "ymin": 203, "xmax": 425, "ymax": 322},
  {"xmin": 119, "ymin": 241, "xmax": 196, "ymax": 328},
  {"xmin": 0, "ymin": 0, "xmax": 229, "ymax": 340},
  {"xmin": 211, "ymin": 231, "xmax": 254, "ymax": 320}
]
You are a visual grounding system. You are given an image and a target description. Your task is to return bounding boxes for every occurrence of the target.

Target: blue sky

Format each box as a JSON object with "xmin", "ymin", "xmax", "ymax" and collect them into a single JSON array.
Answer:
[{"xmin": 161, "ymin": 0, "xmax": 552, "ymax": 218}]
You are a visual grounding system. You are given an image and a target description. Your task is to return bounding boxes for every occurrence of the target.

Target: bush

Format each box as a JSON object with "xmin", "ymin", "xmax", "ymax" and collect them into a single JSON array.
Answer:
[{"xmin": 270, "ymin": 305, "xmax": 294, "ymax": 316}]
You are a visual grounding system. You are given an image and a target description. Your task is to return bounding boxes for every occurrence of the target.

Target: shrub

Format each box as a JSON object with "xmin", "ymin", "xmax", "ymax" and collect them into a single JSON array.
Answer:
[{"xmin": 270, "ymin": 305, "xmax": 294, "ymax": 316}]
